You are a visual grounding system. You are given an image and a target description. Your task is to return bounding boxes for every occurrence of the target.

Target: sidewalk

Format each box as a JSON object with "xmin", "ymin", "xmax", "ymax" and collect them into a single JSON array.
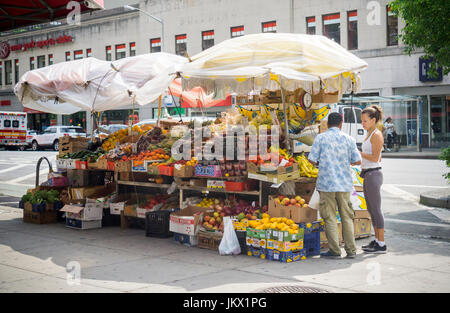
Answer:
[
  {"xmin": 0, "ymin": 206, "xmax": 449, "ymax": 293},
  {"xmin": 382, "ymin": 148, "xmax": 441, "ymax": 160}
]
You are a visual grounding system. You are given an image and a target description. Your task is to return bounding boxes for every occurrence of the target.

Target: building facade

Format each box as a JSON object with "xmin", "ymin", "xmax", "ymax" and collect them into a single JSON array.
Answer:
[{"xmin": 0, "ymin": 0, "xmax": 448, "ymax": 147}]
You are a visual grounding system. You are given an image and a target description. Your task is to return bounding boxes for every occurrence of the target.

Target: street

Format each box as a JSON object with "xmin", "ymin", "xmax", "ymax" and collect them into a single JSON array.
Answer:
[{"xmin": 0, "ymin": 150, "xmax": 449, "ymax": 293}]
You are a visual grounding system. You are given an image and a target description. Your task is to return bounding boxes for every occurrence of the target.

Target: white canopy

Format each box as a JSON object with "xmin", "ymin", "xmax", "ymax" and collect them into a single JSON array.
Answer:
[
  {"xmin": 180, "ymin": 33, "xmax": 368, "ymax": 97},
  {"xmin": 15, "ymin": 53, "xmax": 188, "ymax": 114}
]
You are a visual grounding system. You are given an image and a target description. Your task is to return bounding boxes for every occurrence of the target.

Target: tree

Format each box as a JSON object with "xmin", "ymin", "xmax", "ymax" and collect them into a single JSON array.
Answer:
[{"xmin": 389, "ymin": 0, "xmax": 450, "ymax": 77}]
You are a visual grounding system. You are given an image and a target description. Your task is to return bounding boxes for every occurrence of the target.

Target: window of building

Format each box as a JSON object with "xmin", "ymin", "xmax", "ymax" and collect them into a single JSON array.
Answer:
[
  {"xmin": 5, "ymin": 60, "xmax": 12, "ymax": 85},
  {"xmin": 14, "ymin": 59, "xmax": 19, "ymax": 83},
  {"xmin": 106, "ymin": 46, "xmax": 112, "ymax": 61},
  {"xmin": 48, "ymin": 54, "xmax": 53, "ymax": 65},
  {"xmin": 86, "ymin": 48, "xmax": 92, "ymax": 58},
  {"xmin": 262, "ymin": 21, "xmax": 277, "ymax": 33},
  {"xmin": 115, "ymin": 44, "xmax": 126, "ymax": 60},
  {"xmin": 306, "ymin": 17, "xmax": 316, "ymax": 35},
  {"xmin": 347, "ymin": 11, "xmax": 358, "ymax": 50},
  {"xmin": 202, "ymin": 30, "xmax": 215, "ymax": 51},
  {"xmin": 30, "ymin": 57, "xmax": 35, "ymax": 70},
  {"xmin": 129, "ymin": 42, "xmax": 136, "ymax": 57},
  {"xmin": 231, "ymin": 26, "xmax": 245, "ymax": 38},
  {"xmin": 74, "ymin": 50, "xmax": 83, "ymax": 60},
  {"xmin": 0, "ymin": 61, "xmax": 2, "ymax": 85},
  {"xmin": 65, "ymin": 51, "xmax": 71, "ymax": 61},
  {"xmin": 37, "ymin": 55, "xmax": 45, "ymax": 68},
  {"xmin": 323, "ymin": 13, "xmax": 341, "ymax": 44},
  {"xmin": 387, "ymin": 5, "xmax": 398, "ymax": 46},
  {"xmin": 150, "ymin": 38, "xmax": 161, "ymax": 53},
  {"xmin": 175, "ymin": 34, "xmax": 187, "ymax": 56}
]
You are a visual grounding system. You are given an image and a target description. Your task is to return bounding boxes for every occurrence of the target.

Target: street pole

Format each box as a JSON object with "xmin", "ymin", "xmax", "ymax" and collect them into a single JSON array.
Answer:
[{"xmin": 417, "ymin": 98, "xmax": 422, "ymax": 152}]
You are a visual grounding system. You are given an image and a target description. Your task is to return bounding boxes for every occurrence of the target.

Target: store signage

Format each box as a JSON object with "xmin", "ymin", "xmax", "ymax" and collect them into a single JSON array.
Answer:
[
  {"xmin": 419, "ymin": 57, "xmax": 443, "ymax": 82},
  {"xmin": 0, "ymin": 42, "xmax": 11, "ymax": 59},
  {"xmin": 10, "ymin": 35, "xmax": 73, "ymax": 52}
]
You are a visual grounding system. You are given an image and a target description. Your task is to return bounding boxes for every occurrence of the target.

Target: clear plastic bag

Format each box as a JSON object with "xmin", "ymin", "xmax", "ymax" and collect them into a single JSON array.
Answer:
[{"xmin": 219, "ymin": 217, "xmax": 241, "ymax": 255}]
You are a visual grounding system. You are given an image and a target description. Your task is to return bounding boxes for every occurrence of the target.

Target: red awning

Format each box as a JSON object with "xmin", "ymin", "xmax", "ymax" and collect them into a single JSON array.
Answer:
[{"xmin": 0, "ymin": 0, "xmax": 104, "ymax": 32}]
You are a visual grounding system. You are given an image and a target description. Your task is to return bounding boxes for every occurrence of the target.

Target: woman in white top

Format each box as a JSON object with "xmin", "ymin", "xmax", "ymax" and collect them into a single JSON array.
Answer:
[{"xmin": 360, "ymin": 105, "xmax": 387, "ymax": 254}]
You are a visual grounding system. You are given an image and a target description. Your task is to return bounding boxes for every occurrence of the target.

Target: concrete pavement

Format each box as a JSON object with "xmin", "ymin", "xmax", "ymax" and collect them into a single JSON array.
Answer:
[{"xmin": 0, "ymin": 205, "xmax": 449, "ymax": 293}]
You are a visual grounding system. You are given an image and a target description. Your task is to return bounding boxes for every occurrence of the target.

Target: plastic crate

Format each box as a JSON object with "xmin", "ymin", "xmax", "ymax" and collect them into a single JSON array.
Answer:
[
  {"xmin": 236, "ymin": 230, "xmax": 247, "ymax": 255},
  {"xmin": 102, "ymin": 208, "xmax": 121, "ymax": 227},
  {"xmin": 158, "ymin": 165, "xmax": 174, "ymax": 176},
  {"xmin": 145, "ymin": 209, "xmax": 177, "ymax": 238},
  {"xmin": 303, "ymin": 231, "xmax": 321, "ymax": 257},
  {"xmin": 225, "ymin": 180, "xmax": 257, "ymax": 192}
]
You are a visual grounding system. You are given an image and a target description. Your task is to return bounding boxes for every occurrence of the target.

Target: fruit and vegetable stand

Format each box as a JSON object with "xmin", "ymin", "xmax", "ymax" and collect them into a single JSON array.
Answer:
[{"xmin": 18, "ymin": 33, "xmax": 371, "ymax": 263}]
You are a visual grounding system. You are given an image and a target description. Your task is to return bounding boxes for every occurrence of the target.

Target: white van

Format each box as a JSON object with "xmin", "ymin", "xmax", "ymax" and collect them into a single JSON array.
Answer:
[{"xmin": 329, "ymin": 104, "xmax": 366, "ymax": 149}]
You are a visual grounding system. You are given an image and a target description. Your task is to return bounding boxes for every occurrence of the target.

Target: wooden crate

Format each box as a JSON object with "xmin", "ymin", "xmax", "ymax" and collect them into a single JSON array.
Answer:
[
  {"xmin": 197, "ymin": 230, "xmax": 223, "ymax": 251},
  {"xmin": 59, "ymin": 142, "xmax": 88, "ymax": 157},
  {"xmin": 120, "ymin": 210, "xmax": 145, "ymax": 230}
]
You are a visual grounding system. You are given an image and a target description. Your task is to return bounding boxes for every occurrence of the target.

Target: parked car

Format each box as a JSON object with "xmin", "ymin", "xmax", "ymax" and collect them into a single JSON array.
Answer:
[
  {"xmin": 31, "ymin": 126, "xmax": 87, "ymax": 151},
  {"xmin": 329, "ymin": 104, "xmax": 366, "ymax": 149},
  {"xmin": 22, "ymin": 130, "xmax": 38, "ymax": 150},
  {"xmin": 94, "ymin": 124, "xmax": 128, "ymax": 137}
]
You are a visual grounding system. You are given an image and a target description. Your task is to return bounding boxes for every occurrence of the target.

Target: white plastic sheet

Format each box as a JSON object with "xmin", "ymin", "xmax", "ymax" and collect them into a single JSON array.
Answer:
[
  {"xmin": 14, "ymin": 53, "xmax": 188, "ymax": 114},
  {"xmin": 180, "ymin": 33, "xmax": 368, "ymax": 96}
]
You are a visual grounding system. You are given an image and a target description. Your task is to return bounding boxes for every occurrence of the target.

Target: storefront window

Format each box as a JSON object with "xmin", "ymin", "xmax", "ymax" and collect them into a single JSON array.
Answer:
[
  {"xmin": 63, "ymin": 112, "xmax": 87, "ymax": 131},
  {"xmin": 430, "ymin": 95, "xmax": 450, "ymax": 147}
]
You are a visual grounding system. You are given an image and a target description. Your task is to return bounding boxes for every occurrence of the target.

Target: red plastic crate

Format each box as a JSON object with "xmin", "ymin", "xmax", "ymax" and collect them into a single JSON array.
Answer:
[
  {"xmin": 225, "ymin": 180, "xmax": 256, "ymax": 192},
  {"xmin": 75, "ymin": 160, "xmax": 88, "ymax": 170},
  {"xmin": 158, "ymin": 165, "xmax": 174, "ymax": 176},
  {"xmin": 107, "ymin": 161, "xmax": 115, "ymax": 171}
]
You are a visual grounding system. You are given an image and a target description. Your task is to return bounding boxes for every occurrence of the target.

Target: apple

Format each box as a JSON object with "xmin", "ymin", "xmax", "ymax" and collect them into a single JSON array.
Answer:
[
  {"xmin": 213, "ymin": 212, "xmax": 219, "ymax": 218},
  {"xmin": 283, "ymin": 198, "xmax": 291, "ymax": 206},
  {"xmin": 220, "ymin": 212, "xmax": 225, "ymax": 217},
  {"xmin": 246, "ymin": 213, "xmax": 252, "ymax": 220},
  {"xmin": 300, "ymin": 199, "xmax": 306, "ymax": 205},
  {"xmin": 290, "ymin": 199, "xmax": 297, "ymax": 205},
  {"xmin": 275, "ymin": 198, "xmax": 281, "ymax": 204},
  {"xmin": 295, "ymin": 196, "xmax": 302, "ymax": 202},
  {"xmin": 278, "ymin": 195, "xmax": 285, "ymax": 201},
  {"xmin": 303, "ymin": 204, "xmax": 308, "ymax": 208},
  {"xmin": 204, "ymin": 215, "xmax": 211, "ymax": 222},
  {"xmin": 295, "ymin": 203, "xmax": 301, "ymax": 207},
  {"xmin": 213, "ymin": 226, "xmax": 218, "ymax": 231},
  {"xmin": 216, "ymin": 217, "xmax": 222, "ymax": 224},
  {"xmin": 262, "ymin": 205, "xmax": 268, "ymax": 212},
  {"xmin": 209, "ymin": 218, "xmax": 216, "ymax": 225}
]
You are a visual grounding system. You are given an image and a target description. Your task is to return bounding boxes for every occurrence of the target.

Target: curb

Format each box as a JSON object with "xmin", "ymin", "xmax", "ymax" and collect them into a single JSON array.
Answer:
[
  {"xmin": 382, "ymin": 154, "xmax": 439, "ymax": 160},
  {"xmin": 420, "ymin": 192, "xmax": 450, "ymax": 209}
]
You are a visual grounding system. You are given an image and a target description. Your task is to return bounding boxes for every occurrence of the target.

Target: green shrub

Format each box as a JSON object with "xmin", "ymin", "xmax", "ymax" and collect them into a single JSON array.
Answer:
[{"xmin": 439, "ymin": 147, "xmax": 450, "ymax": 183}]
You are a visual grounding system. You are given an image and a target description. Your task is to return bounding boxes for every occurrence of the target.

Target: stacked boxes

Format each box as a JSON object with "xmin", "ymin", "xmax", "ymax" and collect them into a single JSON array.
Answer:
[{"xmin": 246, "ymin": 226, "xmax": 306, "ymax": 263}]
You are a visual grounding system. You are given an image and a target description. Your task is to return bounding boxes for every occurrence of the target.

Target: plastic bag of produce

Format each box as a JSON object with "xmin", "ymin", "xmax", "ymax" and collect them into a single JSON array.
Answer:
[{"xmin": 219, "ymin": 217, "xmax": 241, "ymax": 256}]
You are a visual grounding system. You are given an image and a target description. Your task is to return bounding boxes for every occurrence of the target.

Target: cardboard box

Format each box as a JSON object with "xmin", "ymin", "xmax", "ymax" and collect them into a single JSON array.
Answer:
[
  {"xmin": 207, "ymin": 179, "xmax": 226, "ymax": 189},
  {"xmin": 97, "ymin": 159, "xmax": 108, "ymax": 170},
  {"xmin": 23, "ymin": 209, "xmax": 57, "ymax": 224},
  {"xmin": 354, "ymin": 209, "xmax": 370, "ymax": 219},
  {"xmin": 267, "ymin": 227, "xmax": 305, "ymax": 242},
  {"xmin": 268, "ymin": 196, "xmax": 317, "ymax": 224},
  {"xmin": 147, "ymin": 164, "xmax": 160, "ymax": 175},
  {"xmin": 70, "ymin": 184, "xmax": 115, "ymax": 201},
  {"xmin": 354, "ymin": 218, "xmax": 372, "ymax": 238},
  {"xmin": 197, "ymin": 230, "xmax": 223, "ymax": 251},
  {"xmin": 86, "ymin": 189, "xmax": 116, "ymax": 209},
  {"xmin": 312, "ymin": 91, "xmax": 339, "ymax": 103},
  {"xmin": 267, "ymin": 239, "xmax": 304, "ymax": 252},
  {"xmin": 109, "ymin": 193, "xmax": 135, "ymax": 215},
  {"xmin": 272, "ymin": 249, "xmax": 306, "ymax": 263},
  {"xmin": 66, "ymin": 218, "xmax": 102, "ymax": 230},
  {"xmin": 87, "ymin": 161, "xmax": 98, "ymax": 169},
  {"xmin": 174, "ymin": 164, "xmax": 194, "ymax": 178},
  {"xmin": 60, "ymin": 203, "xmax": 103, "ymax": 221},
  {"xmin": 66, "ymin": 159, "xmax": 76, "ymax": 169},
  {"xmin": 169, "ymin": 206, "xmax": 212, "ymax": 236},
  {"xmin": 56, "ymin": 158, "xmax": 67, "ymax": 169},
  {"xmin": 292, "ymin": 140, "xmax": 312, "ymax": 153},
  {"xmin": 194, "ymin": 164, "xmax": 222, "ymax": 177},
  {"xmin": 247, "ymin": 162, "xmax": 300, "ymax": 184},
  {"xmin": 115, "ymin": 161, "xmax": 131, "ymax": 173},
  {"xmin": 189, "ymin": 179, "xmax": 207, "ymax": 188},
  {"xmin": 174, "ymin": 232, "xmax": 198, "ymax": 246},
  {"xmin": 352, "ymin": 167, "xmax": 364, "ymax": 187},
  {"xmin": 132, "ymin": 160, "xmax": 151, "ymax": 172}
]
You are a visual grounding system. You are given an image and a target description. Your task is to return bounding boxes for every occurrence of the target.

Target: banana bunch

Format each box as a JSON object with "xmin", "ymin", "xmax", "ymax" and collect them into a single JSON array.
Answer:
[
  {"xmin": 270, "ymin": 146, "xmax": 292, "ymax": 161},
  {"xmin": 296, "ymin": 153, "xmax": 318, "ymax": 178}
]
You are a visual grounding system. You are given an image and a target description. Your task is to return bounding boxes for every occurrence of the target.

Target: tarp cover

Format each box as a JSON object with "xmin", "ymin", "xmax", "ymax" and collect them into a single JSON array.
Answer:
[
  {"xmin": 15, "ymin": 53, "xmax": 188, "ymax": 114},
  {"xmin": 180, "ymin": 33, "xmax": 368, "ymax": 97}
]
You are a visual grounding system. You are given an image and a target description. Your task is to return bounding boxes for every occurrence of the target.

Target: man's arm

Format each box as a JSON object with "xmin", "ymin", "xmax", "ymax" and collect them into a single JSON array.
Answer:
[{"xmin": 308, "ymin": 136, "xmax": 321, "ymax": 166}]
